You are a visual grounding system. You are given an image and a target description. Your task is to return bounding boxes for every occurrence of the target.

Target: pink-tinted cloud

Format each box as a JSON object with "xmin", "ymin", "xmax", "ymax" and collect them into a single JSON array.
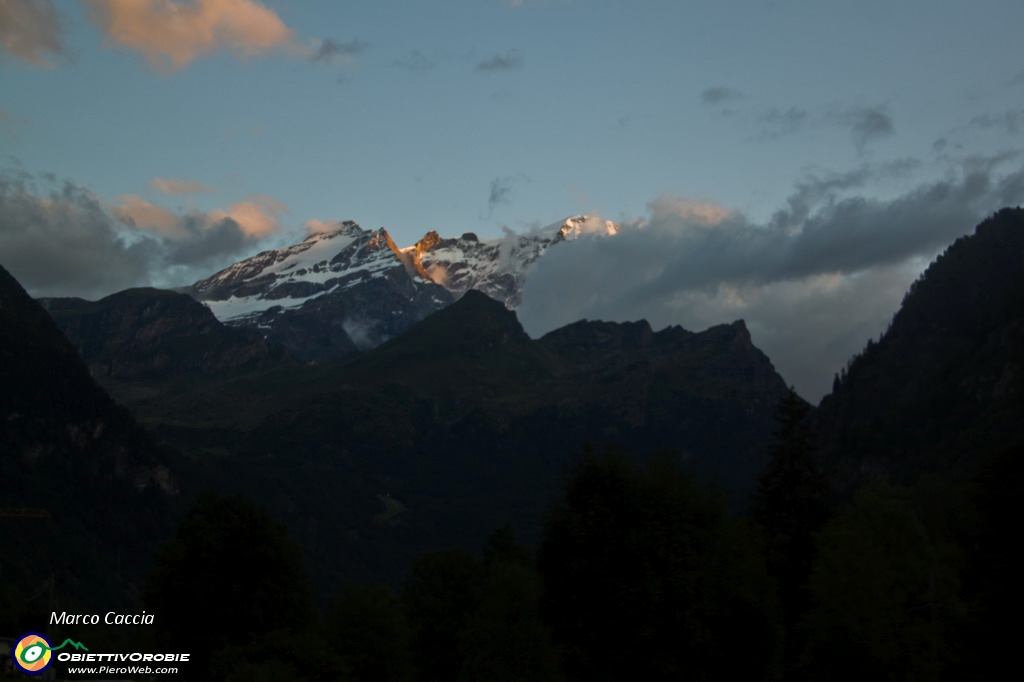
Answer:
[
  {"xmin": 149, "ymin": 177, "xmax": 217, "ymax": 195},
  {"xmin": 648, "ymin": 194, "xmax": 731, "ymax": 226},
  {"xmin": 116, "ymin": 192, "xmax": 287, "ymax": 238},
  {"xmin": 115, "ymin": 195, "xmax": 182, "ymax": 234},
  {"xmin": 85, "ymin": 0, "xmax": 294, "ymax": 72},
  {"xmin": 305, "ymin": 218, "xmax": 341, "ymax": 235},
  {"xmin": 0, "ymin": 0, "xmax": 64, "ymax": 66},
  {"xmin": 208, "ymin": 194, "xmax": 288, "ymax": 237}
]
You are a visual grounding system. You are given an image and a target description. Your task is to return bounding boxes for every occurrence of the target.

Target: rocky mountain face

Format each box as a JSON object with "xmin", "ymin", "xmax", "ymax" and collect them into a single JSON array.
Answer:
[
  {"xmin": 189, "ymin": 221, "xmax": 452, "ymax": 360},
  {"xmin": 40, "ymin": 287, "xmax": 291, "ymax": 382},
  {"xmin": 406, "ymin": 215, "xmax": 618, "ymax": 307},
  {"xmin": 813, "ymin": 207, "xmax": 1024, "ymax": 487},
  {"xmin": 0, "ymin": 263, "xmax": 182, "ymax": 618},
  {"xmin": 188, "ymin": 216, "xmax": 616, "ymax": 361}
]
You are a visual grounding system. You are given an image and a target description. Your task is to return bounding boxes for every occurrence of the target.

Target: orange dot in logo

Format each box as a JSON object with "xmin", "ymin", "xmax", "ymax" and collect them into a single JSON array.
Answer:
[{"xmin": 13, "ymin": 632, "xmax": 53, "ymax": 673}]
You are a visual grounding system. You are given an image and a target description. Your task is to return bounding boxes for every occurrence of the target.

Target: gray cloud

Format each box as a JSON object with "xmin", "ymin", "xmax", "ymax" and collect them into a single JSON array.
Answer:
[
  {"xmin": 517, "ymin": 160, "xmax": 1024, "ymax": 402},
  {"xmin": 756, "ymin": 104, "xmax": 894, "ymax": 152},
  {"xmin": 838, "ymin": 106, "xmax": 895, "ymax": 152},
  {"xmin": 163, "ymin": 215, "xmax": 254, "ymax": 271},
  {"xmin": 488, "ymin": 177, "xmax": 514, "ymax": 214},
  {"xmin": 970, "ymin": 110, "xmax": 1024, "ymax": 135},
  {"xmin": 700, "ymin": 86, "xmax": 741, "ymax": 106},
  {"xmin": 0, "ymin": 171, "xmax": 158, "ymax": 298},
  {"xmin": 486, "ymin": 174, "xmax": 529, "ymax": 216},
  {"xmin": 1011, "ymin": 69, "xmax": 1024, "ymax": 86},
  {"xmin": 758, "ymin": 107, "xmax": 811, "ymax": 139},
  {"xmin": 0, "ymin": 171, "xmax": 269, "ymax": 299},
  {"xmin": 310, "ymin": 38, "xmax": 368, "ymax": 64},
  {"xmin": 0, "ymin": 0, "xmax": 64, "ymax": 66},
  {"xmin": 393, "ymin": 50, "xmax": 434, "ymax": 73},
  {"xmin": 477, "ymin": 50, "xmax": 522, "ymax": 71}
]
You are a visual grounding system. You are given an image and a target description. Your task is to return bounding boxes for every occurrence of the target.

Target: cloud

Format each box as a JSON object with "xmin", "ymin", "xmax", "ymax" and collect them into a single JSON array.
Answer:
[
  {"xmin": 648, "ymin": 195, "xmax": 731, "ymax": 226},
  {"xmin": 84, "ymin": 0, "xmax": 294, "ymax": 72},
  {"xmin": 116, "ymin": 193, "xmax": 286, "ymax": 239},
  {"xmin": 162, "ymin": 213, "xmax": 254, "ymax": 270},
  {"xmin": 477, "ymin": 50, "xmax": 522, "ymax": 72},
  {"xmin": 700, "ymin": 86, "xmax": 741, "ymax": 106},
  {"xmin": 0, "ymin": 171, "xmax": 285, "ymax": 298},
  {"xmin": 489, "ymin": 178, "xmax": 513, "ymax": 209},
  {"xmin": 149, "ymin": 177, "xmax": 217, "ymax": 195},
  {"xmin": 837, "ymin": 106, "xmax": 895, "ymax": 152},
  {"xmin": 0, "ymin": 0, "xmax": 64, "ymax": 66},
  {"xmin": 305, "ymin": 218, "xmax": 341, "ymax": 235},
  {"xmin": 517, "ymin": 160, "xmax": 1024, "ymax": 402},
  {"xmin": 0, "ymin": 171, "xmax": 161, "ymax": 298},
  {"xmin": 207, "ymin": 194, "xmax": 288, "ymax": 237},
  {"xmin": 486, "ymin": 174, "xmax": 529, "ymax": 216},
  {"xmin": 393, "ymin": 50, "xmax": 434, "ymax": 73},
  {"xmin": 309, "ymin": 37, "xmax": 368, "ymax": 65},
  {"xmin": 969, "ymin": 109, "xmax": 1024, "ymax": 135},
  {"xmin": 758, "ymin": 107, "xmax": 811, "ymax": 139},
  {"xmin": 1010, "ymin": 69, "xmax": 1024, "ymax": 86},
  {"xmin": 755, "ymin": 104, "xmax": 895, "ymax": 152},
  {"xmin": 114, "ymin": 195, "xmax": 182, "ymax": 234}
]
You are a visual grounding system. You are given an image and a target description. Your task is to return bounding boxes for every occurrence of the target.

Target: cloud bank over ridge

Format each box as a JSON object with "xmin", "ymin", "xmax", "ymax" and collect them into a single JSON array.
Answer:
[{"xmin": 517, "ymin": 159, "xmax": 1024, "ymax": 401}]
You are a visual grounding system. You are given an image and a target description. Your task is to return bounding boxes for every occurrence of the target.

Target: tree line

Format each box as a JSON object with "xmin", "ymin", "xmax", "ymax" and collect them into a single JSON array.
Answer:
[{"xmin": 119, "ymin": 388, "xmax": 1020, "ymax": 681}]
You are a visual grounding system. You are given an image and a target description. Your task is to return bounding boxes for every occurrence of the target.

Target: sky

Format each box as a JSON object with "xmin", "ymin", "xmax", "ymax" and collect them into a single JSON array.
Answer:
[{"xmin": 1, "ymin": 0, "xmax": 1023, "ymax": 401}]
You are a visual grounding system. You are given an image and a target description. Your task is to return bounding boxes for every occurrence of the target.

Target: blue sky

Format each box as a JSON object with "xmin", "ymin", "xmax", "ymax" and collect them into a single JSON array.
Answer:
[{"xmin": 2, "ymin": 0, "xmax": 1023, "ymax": 399}]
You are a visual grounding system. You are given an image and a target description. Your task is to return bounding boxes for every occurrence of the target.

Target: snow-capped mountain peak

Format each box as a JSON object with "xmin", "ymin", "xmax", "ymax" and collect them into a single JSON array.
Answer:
[
  {"xmin": 192, "ymin": 221, "xmax": 422, "ymax": 321},
  {"xmin": 557, "ymin": 215, "xmax": 619, "ymax": 240},
  {"xmin": 403, "ymin": 215, "xmax": 619, "ymax": 308},
  {"xmin": 188, "ymin": 215, "xmax": 619, "ymax": 360}
]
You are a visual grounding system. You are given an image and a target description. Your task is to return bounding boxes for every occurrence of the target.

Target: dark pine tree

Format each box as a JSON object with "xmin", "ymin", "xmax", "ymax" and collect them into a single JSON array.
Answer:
[
  {"xmin": 540, "ymin": 449, "xmax": 781, "ymax": 682},
  {"xmin": 402, "ymin": 549, "xmax": 484, "ymax": 682},
  {"xmin": 145, "ymin": 493, "xmax": 315, "ymax": 677},
  {"xmin": 751, "ymin": 387, "xmax": 830, "ymax": 676},
  {"xmin": 324, "ymin": 584, "xmax": 415, "ymax": 682},
  {"xmin": 457, "ymin": 526, "xmax": 563, "ymax": 682}
]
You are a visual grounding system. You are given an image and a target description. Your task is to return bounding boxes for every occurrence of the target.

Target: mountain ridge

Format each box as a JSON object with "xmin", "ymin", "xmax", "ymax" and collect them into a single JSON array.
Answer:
[
  {"xmin": 814, "ymin": 206, "xmax": 1024, "ymax": 487},
  {"xmin": 40, "ymin": 287, "xmax": 292, "ymax": 383},
  {"xmin": 186, "ymin": 216, "xmax": 617, "ymax": 361},
  {"xmin": 1, "ymin": 262, "xmax": 183, "ymax": 618}
]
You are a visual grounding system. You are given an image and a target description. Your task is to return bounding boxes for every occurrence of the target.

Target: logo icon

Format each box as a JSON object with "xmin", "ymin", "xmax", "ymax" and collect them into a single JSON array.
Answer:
[
  {"xmin": 12, "ymin": 632, "xmax": 52, "ymax": 675},
  {"xmin": 10, "ymin": 633, "xmax": 88, "ymax": 675}
]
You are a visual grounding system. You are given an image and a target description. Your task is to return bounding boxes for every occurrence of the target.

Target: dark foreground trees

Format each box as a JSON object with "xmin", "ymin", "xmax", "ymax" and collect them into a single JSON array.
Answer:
[
  {"xmin": 751, "ymin": 387, "xmax": 831, "ymax": 673},
  {"xmin": 800, "ymin": 482, "xmax": 966, "ymax": 681},
  {"xmin": 538, "ymin": 450, "xmax": 781, "ymax": 682},
  {"xmin": 143, "ymin": 439, "xmax": 1016, "ymax": 682},
  {"xmin": 402, "ymin": 530, "xmax": 562, "ymax": 682},
  {"xmin": 145, "ymin": 493, "xmax": 317, "ymax": 677}
]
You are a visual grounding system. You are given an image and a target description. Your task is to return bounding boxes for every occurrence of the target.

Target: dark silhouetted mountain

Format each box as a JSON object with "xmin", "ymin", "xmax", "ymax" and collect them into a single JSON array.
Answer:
[
  {"xmin": 122, "ymin": 289, "xmax": 789, "ymax": 593},
  {"xmin": 0, "ymin": 263, "xmax": 182, "ymax": 620},
  {"xmin": 815, "ymin": 207, "xmax": 1024, "ymax": 487},
  {"xmin": 40, "ymin": 287, "xmax": 292, "ymax": 382}
]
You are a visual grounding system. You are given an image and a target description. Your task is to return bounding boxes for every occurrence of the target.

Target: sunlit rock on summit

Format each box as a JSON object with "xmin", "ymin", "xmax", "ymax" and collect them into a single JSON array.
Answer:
[{"xmin": 188, "ymin": 216, "xmax": 618, "ymax": 360}]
